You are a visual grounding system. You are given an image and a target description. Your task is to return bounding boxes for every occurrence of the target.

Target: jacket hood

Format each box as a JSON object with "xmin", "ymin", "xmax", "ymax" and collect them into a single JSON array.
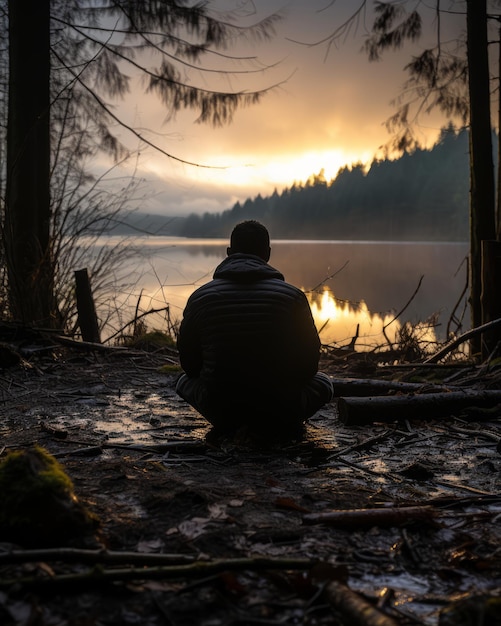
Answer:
[{"xmin": 213, "ymin": 253, "xmax": 284, "ymax": 282}]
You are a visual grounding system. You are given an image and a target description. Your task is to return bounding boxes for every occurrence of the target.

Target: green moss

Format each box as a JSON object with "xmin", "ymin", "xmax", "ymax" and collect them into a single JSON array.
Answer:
[
  {"xmin": 0, "ymin": 446, "xmax": 72, "ymax": 517},
  {"xmin": 0, "ymin": 446, "xmax": 99, "ymax": 546}
]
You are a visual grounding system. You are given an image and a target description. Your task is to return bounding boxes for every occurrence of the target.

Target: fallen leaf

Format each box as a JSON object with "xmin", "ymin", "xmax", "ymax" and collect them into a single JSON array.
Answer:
[
  {"xmin": 208, "ymin": 503, "xmax": 228, "ymax": 520},
  {"xmin": 137, "ymin": 538, "xmax": 164, "ymax": 553},
  {"xmin": 177, "ymin": 517, "xmax": 211, "ymax": 539},
  {"xmin": 228, "ymin": 499, "xmax": 244, "ymax": 507}
]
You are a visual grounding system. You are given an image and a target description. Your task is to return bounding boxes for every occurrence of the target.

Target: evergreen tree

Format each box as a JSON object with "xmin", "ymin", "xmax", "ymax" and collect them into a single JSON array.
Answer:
[
  {"xmin": 180, "ymin": 127, "xmax": 471, "ymax": 241},
  {"xmin": 2, "ymin": 0, "xmax": 280, "ymax": 326}
]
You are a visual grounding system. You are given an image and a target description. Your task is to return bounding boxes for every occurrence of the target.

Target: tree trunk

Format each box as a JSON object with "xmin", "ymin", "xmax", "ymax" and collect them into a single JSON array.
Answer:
[
  {"xmin": 466, "ymin": 0, "xmax": 496, "ymax": 356},
  {"xmin": 5, "ymin": 0, "xmax": 55, "ymax": 327},
  {"xmin": 480, "ymin": 240, "xmax": 501, "ymax": 358},
  {"xmin": 497, "ymin": 23, "xmax": 501, "ymax": 240}
]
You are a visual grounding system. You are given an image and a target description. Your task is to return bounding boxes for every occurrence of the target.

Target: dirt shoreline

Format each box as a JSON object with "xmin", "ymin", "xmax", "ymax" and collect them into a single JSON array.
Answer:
[{"xmin": 1, "ymin": 350, "xmax": 500, "ymax": 625}]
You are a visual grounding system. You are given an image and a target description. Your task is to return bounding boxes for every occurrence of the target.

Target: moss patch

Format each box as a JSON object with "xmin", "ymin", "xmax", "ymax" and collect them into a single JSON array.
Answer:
[{"xmin": 0, "ymin": 446, "xmax": 99, "ymax": 547}]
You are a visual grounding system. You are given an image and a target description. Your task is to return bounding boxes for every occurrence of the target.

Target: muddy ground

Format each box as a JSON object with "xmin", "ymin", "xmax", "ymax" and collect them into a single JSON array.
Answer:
[{"xmin": 1, "ymin": 346, "xmax": 501, "ymax": 625}]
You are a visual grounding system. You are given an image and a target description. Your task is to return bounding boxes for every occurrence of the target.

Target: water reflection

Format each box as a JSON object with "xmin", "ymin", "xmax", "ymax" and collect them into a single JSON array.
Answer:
[
  {"xmin": 100, "ymin": 237, "xmax": 469, "ymax": 346},
  {"xmin": 307, "ymin": 289, "xmax": 402, "ymax": 349}
]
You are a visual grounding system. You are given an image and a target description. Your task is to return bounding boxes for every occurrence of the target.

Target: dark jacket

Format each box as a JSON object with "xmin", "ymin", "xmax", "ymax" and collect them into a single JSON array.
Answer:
[{"xmin": 177, "ymin": 253, "xmax": 321, "ymax": 396}]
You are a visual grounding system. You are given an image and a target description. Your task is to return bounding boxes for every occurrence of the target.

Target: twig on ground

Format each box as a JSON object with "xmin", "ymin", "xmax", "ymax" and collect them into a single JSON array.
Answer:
[
  {"xmin": 0, "ymin": 548, "xmax": 195, "ymax": 566},
  {"xmin": 327, "ymin": 430, "xmax": 393, "ymax": 460},
  {"xmin": 0, "ymin": 556, "xmax": 317, "ymax": 591}
]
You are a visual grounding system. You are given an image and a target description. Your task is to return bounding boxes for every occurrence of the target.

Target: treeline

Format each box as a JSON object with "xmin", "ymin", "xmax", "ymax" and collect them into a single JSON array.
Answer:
[{"xmin": 176, "ymin": 125, "xmax": 472, "ymax": 241}]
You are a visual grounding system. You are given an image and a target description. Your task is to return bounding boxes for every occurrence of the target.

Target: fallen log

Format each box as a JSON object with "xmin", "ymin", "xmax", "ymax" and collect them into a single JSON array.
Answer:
[
  {"xmin": 303, "ymin": 505, "xmax": 436, "ymax": 528},
  {"xmin": 330, "ymin": 377, "xmax": 458, "ymax": 397},
  {"xmin": 337, "ymin": 389, "xmax": 501, "ymax": 426},
  {"xmin": 324, "ymin": 580, "xmax": 400, "ymax": 626}
]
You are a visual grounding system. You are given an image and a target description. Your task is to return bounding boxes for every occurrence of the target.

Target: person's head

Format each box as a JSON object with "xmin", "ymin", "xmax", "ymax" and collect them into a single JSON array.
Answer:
[{"xmin": 227, "ymin": 220, "xmax": 271, "ymax": 261}]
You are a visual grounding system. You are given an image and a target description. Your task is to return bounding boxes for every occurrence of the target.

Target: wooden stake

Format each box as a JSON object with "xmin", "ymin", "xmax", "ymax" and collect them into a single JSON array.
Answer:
[{"xmin": 74, "ymin": 268, "xmax": 101, "ymax": 344}]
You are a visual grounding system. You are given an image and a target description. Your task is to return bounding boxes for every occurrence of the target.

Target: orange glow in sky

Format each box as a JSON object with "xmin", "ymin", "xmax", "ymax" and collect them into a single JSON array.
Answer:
[{"xmin": 106, "ymin": 0, "xmax": 464, "ymax": 216}]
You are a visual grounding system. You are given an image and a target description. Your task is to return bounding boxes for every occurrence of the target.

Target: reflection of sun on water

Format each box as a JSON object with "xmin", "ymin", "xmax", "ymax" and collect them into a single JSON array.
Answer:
[{"xmin": 307, "ymin": 288, "xmax": 402, "ymax": 350}]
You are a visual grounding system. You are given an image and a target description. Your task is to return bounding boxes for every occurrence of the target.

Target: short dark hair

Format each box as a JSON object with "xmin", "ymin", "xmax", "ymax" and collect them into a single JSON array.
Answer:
[{"xmin": 229, "ymin": 221, "xmax": 270, "ymax": 259}]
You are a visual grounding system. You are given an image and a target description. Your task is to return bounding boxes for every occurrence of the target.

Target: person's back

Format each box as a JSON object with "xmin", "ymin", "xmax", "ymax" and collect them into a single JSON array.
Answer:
[{"xmin": 176, "ymin": 221, "xmax": 333, "ymax": 438}]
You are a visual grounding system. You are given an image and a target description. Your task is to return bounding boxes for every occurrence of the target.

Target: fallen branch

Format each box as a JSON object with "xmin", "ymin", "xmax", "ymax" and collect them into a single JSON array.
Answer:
[
  {"xmin": 52, "ymin": 440, "xmax": 207, "ymax": 458},
  {"xmin": 0, "ymin": 547, "xmax": 195, "ymax": 566},
  {"xmin": 324, "ymin": 580, "xmax": 400, "ymax": 626},
  {"xmin": 0, "ymin": 556, "xmax": 317, "ymax": 591},
  {"xmin": 424, "ymin": 317, "xmax": 501, "ymax": 363},
  {"xmin": 337, "ymin": 389, "xmax": 501, "ymax": 426},
  {"xmin": 303, "ymin": 506, "xmax": 436, "ymax": 528},
  {"xmin": 327, "ymin": 429, "xmax": 393, "ymax": 459},
  {"xmin": 52, "ymin": 334, "xmax": 134, "ymax": 353},
  {"xmin": 51, "ymin": 334, "xmax": 177, "ymax": 360}
]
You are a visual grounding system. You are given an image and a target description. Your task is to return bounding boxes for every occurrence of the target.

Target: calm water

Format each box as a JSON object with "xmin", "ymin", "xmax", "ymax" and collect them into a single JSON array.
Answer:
[{"xmin": 101, "ymin": 237, "xmax": 469, "ymax": 347}]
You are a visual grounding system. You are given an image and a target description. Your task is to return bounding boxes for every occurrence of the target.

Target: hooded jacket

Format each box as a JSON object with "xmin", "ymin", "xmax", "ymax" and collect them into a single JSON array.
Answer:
[{"xmin": 177, "ymin": 253, "xmax": 321, "ymax": 396}]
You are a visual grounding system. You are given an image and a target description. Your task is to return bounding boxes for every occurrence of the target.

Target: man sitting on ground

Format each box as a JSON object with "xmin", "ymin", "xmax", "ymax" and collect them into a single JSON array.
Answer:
[{"xmin": 176, "ymin": 220, "xmax": 333, "ymax": 439}]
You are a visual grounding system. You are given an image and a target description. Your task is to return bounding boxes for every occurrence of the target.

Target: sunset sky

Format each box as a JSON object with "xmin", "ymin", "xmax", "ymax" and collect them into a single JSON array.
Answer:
[{"xmin": 103, "ymin": 0, "xmax": 468, "ymax": 216}]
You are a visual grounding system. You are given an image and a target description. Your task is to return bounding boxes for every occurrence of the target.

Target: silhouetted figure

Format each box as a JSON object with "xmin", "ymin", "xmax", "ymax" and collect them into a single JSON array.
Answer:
[{"xmin": 176, "ymin": 220, "xmax": 333, "ymax": 439}]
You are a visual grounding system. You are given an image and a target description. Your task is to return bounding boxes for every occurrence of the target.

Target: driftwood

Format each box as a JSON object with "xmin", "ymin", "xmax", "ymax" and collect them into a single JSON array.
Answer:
[
  {"xmin": 303, "ymin": 506, "xmax": 436, "ymax": 528},
  {"xmin": 324, "ymin": 580, "xmax": 400, "ymax": 626},
  {"xmin": 337, "ymin": 389, "xmax": 501, "ymax": 426}
]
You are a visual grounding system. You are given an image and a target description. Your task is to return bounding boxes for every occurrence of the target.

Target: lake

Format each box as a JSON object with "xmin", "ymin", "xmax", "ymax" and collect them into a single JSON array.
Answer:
[{"xmin": 100, "ymin": 237, "xmax": 470, "ymax": 349}]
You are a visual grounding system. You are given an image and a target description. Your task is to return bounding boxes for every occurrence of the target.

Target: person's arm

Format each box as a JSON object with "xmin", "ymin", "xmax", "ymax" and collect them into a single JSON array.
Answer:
[
  {"xmin": 177, "ymin": 302, "xmax": 203, "ymax": 377},
  {"xmin": 286, "ymin": 292, "xmax": 321, "ymax": 381}
]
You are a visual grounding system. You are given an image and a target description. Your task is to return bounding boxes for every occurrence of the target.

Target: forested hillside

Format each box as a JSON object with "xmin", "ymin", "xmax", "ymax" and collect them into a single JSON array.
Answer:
[{"xmin": 178, "ymin": 126, "xmax": 472, "ymax": 241}]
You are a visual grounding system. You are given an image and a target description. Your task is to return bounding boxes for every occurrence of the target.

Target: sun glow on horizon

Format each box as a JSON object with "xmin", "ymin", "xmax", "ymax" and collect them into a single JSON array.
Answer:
[
  {"xmin": 256, "ymin": 149, "xmax": 371, "ymax": 187},
  {"xmin": 145, "ymin": 147, "xmax": 374, "ymax": 193}
]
